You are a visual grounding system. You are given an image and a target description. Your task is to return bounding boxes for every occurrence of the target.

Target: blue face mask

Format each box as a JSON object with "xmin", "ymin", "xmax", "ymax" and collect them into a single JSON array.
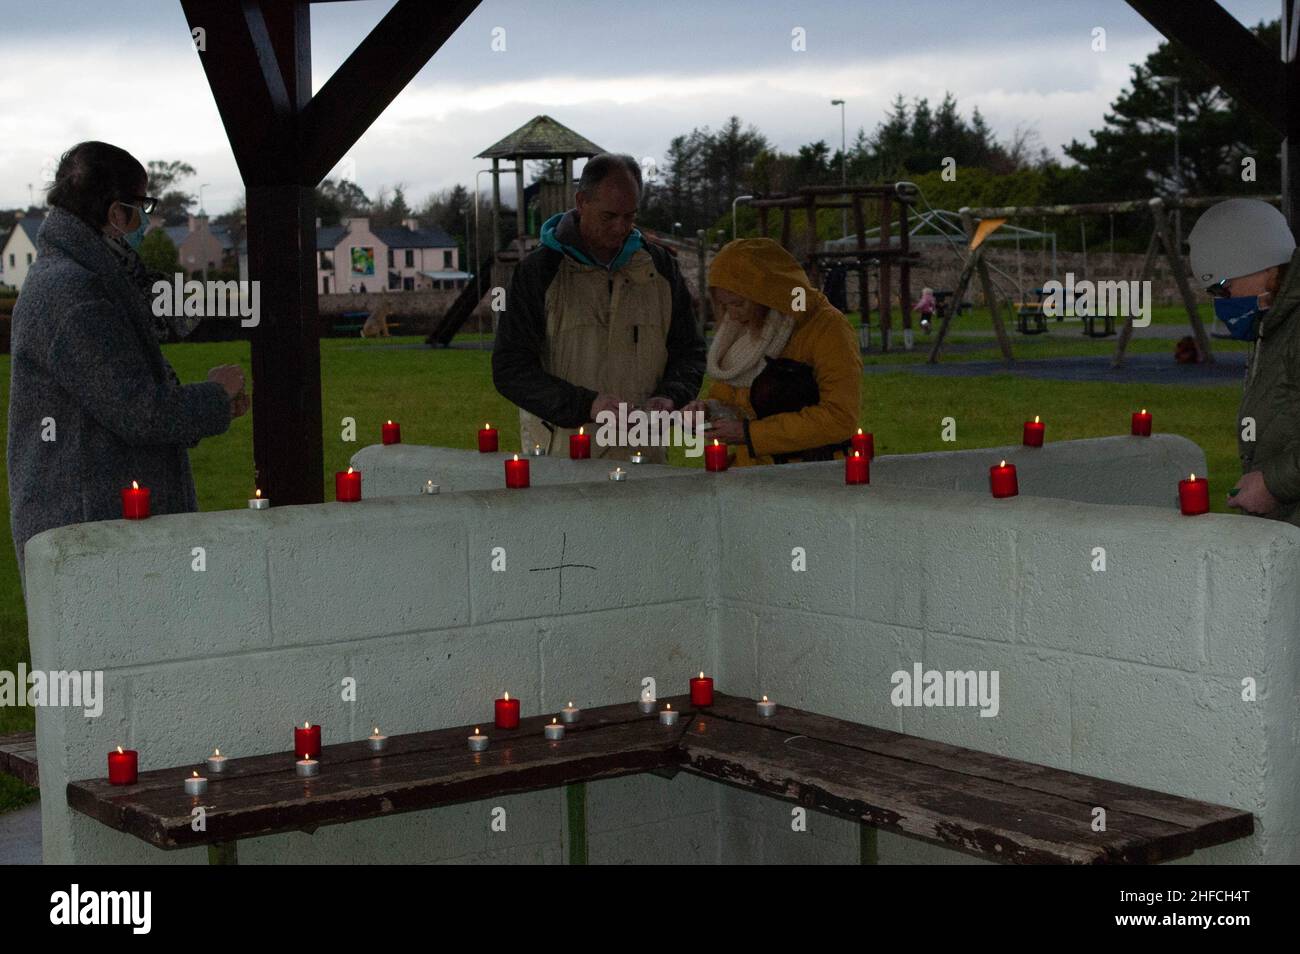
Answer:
[
  {"xmin": 115, "ymin": 202, "xmax": 149, "ymax": 250},
  {"xmin": 1213, "ymin": 295, "xmax": 1262, "ymax": 341}
]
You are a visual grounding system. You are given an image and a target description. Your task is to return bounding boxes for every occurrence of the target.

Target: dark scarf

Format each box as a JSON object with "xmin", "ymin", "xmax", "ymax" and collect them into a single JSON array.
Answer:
[{"xmin": 100, "ymin": 232, "xmax": 174, "ymax": 343}]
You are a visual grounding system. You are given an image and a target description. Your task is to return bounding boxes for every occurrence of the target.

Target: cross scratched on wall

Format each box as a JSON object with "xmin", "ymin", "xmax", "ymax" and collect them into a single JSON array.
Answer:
[{"xmin": 527, "ymin": 532, "xmax": 595, "ymax": 606}]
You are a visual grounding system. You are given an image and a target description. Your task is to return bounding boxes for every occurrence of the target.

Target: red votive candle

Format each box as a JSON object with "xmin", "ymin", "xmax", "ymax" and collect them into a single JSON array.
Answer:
[
  {"xmin": 478, "ymin": 423, "xmax": 499, "ymax": 453},
  {"xmin": 1023, "ymin": 415, "xmax": 1045, "ymax": 447},
  {"xmin": 107, "ymin": 746, "xmax": 138, "ymax": 785},
  {"xmin": 845, "ymin": 450, "xmax": 869, "ymax": 485},
  {"xmin": 495, "ymin": 692, "xmax": 521, "ymax": 729},
  {"xmin": 121, "ymin": 481, "xmax": 150, "ymax": 519},
  {"xmin": 990, "ymin": 459, "xmax": 1019, "ymax": 498},
  {"xmin": 704, "ymin": 439, "xmax": 728, "ymax": 472},
  {"xmin": 1132, "ymin": 408, "xmax": 1152, "ymax": 436},
  {"xmin": 569, "ymin": 426, "xmax": 591, "ymax": 459},
  {"xmin": 504, "ymin": 454, "xmax": 530, "ymax": 488},
  {"xmin": 690, "ymin": 672, "xmax": 714, "ymax": 706},
  {"xmin": 852, "ymin": 428, "xmax": 874, "ymax": 460},
  {"xmin": 294, "ymin": 722, "xmax": 321, "ymax": 759},
  {"xmin": 1179, "ymin": 472, "xmax": 1210, "ymax": 515},
  {"xmin": 382, "ymin": 420, "xmax": 402, "ymax": 445},
  {"xmin": 335, "ymin": 466, "xmax": 362, "ymax": 502}
]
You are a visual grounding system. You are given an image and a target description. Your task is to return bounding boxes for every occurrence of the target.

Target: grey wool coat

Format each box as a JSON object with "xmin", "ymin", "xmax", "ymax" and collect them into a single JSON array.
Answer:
[{"xmin": 7, "ymin": 207, "xmax": 232, "ymax": 586}]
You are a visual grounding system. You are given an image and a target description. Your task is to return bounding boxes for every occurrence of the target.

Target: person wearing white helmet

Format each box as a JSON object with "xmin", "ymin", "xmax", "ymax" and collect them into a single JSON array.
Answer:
[{"xmin": 1187, "ymin": 197, "xmax": 1300, "ymax": 521}]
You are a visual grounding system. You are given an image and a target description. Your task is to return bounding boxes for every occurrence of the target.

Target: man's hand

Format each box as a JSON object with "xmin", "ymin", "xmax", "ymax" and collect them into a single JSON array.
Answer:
[
  {"xmin": 589, "ymin": 392, "xmax": 629, "ymax": 420},
  {"xmin": 680, "ymin": 399, "xmax": 708, "ymax": 417},
  {"xmin": 1228, "ymin": 470, "xmax": 1279, "ymax": 515},
  {"xmin": 229, "ymin": 392, "xmax": 250, "ymax": 419},
  {"xmin": 710, "ymin": 418, "xmax": 746, "ymax": 445},
  {"xmin": 207, "ymin": 364, "xmax": 246, "ymax": 399}
]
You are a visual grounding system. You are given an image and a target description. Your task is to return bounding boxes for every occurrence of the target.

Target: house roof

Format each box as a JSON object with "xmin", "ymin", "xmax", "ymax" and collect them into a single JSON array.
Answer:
[
  {"xmin": 373, "ymin": 225, "xmax": 456, "ymax": 249},
  {"xmin": 163, "ymin": 222, "xmax": 237, "ymax": 252},
  {"xmin": 476, "ymin": 114, "xmax": 606, "ymax": 160},
  {"xmin": 7, "ymin": 216, "xmax": 45, "ymax": 246}
]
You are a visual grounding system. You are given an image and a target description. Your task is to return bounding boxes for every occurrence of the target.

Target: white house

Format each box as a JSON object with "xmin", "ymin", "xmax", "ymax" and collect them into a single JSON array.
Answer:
[{"xmin": 1, "ymin": 214, "xmax": 43, "ymax": 291}]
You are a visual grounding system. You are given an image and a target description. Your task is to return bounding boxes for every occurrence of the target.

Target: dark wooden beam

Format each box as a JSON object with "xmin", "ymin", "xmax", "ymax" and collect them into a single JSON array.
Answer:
[
  {"xmin": 180, "ymin": 0, "xmax": 292, "ymax": 184},
  {"xmin": 1124, "ymin": 0, "xmax": 1284, "ymax": 133},
  {"xmin": 299, "ymin": 0, "xmax": 481, "ymax": 185},
  {"xmin": 1285, "ymin": 1, "xmax": 1300, "ymax": 228}
]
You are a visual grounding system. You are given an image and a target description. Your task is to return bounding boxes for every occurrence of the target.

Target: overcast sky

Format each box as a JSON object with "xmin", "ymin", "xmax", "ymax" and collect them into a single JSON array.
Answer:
[{"xmin": 0, "ymin": 0, "xmax": 1282, "ymax": 214}]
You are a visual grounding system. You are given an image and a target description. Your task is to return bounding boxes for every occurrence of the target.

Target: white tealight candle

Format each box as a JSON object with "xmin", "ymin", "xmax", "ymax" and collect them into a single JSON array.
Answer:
[
  {"xmin": 367, "ymin": 727, "xmax": 388, "ymax": 752},
  {"xmin": 420, "ymin": 480, "xmax": 440, "ymax": 495},
  {"xmin": 530, "ymin": 443, "xmax": 546, "ymax": 457},
  {"xmin": 184, "ymin": 771, "xmax": 208, "ymax": 795},
  {"xmin": 248, "ymin": 489, "xmax": 269, "ymax": 510},
  {"xmin": 756, "ymin": 695, "xmax": 777, "ymax": 717},
  {"xmin": 638, "ymin": 692, "xmax": 656, "ymax": 714},
  {"xmin": 205, "ymin": 748, "xmax": 227, "ymax": 773},
  {"xmin": 295, "ymin": 758, "xmax": 320, "ymax": 778},
  {"xmin": 560, "ymin": 701, "xmax": 582, "ymax": 724},
  {"xmin": 608, "ymin": 467, "xmax": 627, "ymax": 481},
  {"xmin": 658, "ymin": 704, "xmax": 679, "ymax": 726},
  {"xmin": 467, "ymin": 727, "xmax": 490, "ymax": 752},
  {"xmin": 630, "ymin": 451, "xmax": 645, "ymax": 464},
  {"xmin": 544, "ymin": 718, "xmax": 565, "ymax": 741}
]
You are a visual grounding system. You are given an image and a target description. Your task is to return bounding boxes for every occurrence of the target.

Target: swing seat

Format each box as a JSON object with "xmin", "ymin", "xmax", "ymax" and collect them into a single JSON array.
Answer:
[{"xmin": 1016, "ymin": 302, "xmax": 1048, "ymax": 335}]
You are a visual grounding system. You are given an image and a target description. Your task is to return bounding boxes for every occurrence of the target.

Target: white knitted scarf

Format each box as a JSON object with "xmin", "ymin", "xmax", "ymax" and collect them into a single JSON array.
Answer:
[{"xmin": 707, "ymin": 308, "xmax": 796, "ymax": 388}]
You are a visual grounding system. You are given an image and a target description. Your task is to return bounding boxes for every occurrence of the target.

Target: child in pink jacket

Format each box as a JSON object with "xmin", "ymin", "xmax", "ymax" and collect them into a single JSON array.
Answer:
[{"xmin": 913, "ymin": 287, "xmax": 937, "ymax": 333}]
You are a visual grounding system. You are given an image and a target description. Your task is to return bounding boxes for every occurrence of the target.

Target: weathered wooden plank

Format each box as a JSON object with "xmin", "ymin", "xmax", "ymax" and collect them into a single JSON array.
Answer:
[
  {"xmin": 68, "ymin": 701, "xmax": 695, "ymax": 849},
  {"xmin": 703, "ymin": 694, "xmax": 1252, "ymax": 846},
  {"xmin": 0, "ymin": 730, "xmax": 38, "ymax": 787},
  {"xmin": 680, "ymin": 716, "xmax": 1183, "ymax": 864}
]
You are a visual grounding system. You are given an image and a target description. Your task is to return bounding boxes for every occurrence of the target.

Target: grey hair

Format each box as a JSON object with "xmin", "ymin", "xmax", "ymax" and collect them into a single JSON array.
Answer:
[{"xmin": 577, "ymin": 153, "xmax": 642, "ymax": 199}]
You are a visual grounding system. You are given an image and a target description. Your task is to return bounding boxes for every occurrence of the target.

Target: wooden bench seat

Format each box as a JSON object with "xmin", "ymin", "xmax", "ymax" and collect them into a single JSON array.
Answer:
[
  {"xmin": 0, "ymin": 731, "xmax": 38, "ymax": 787},
  {"xmin": 65, "ymin": 692, "xmax": 1252, "ymax": 865}
]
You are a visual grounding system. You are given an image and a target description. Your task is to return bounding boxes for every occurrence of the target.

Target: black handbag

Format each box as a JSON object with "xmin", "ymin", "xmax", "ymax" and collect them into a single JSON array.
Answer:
[{"xmin": 748, "ymin": 357, "xmax": 850, "ymax": 463}]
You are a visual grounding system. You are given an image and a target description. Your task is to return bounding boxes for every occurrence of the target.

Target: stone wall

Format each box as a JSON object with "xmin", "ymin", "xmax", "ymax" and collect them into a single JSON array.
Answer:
[{"xmin": 26, "ymin": 435, "xmax": 1297, "ymax": 864}]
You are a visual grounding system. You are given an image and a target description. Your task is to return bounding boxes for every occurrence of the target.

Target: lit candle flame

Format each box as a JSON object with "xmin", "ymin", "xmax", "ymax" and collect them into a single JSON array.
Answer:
[
  {"xmin": 1141, "ymin": 408, "xmax": 1147, "ymax": 415},
  {"xmin": 474, "ymin": 727, "xmax": 480, "ymax": 736},
  {"xmin": 856, "ymin": 427, "xmax": 863, "ymax": 436},
  {"xmin": 372, "ymin": 727, "xmax": 379, "ymax": 735},
  {"xmin": 512, "ymin": 454, "xmax": 519, "ymax": 462},
  {"xmin": 214, "ymin": 748, "xmax": 220, "ymax": 757},
  {"xmin": 552, "ymin": 717, "xmax": 558, "ymax": 725},
  {"xmin": 1000, "ymin": 460, "xmax": 1007, "ymax": 467},
  {"xmin": 131, "ymin": 480, "xmax": 139, "ymax": 490},
  {"xmin": 116, "ymin": 745, "xmax": 123, "ymax": 754},
  {"xmin": 568, "ymin": 701, "xmax": 574, "ymax": 707},
  {"xmin": 304, "ymin": 721, "xmax": 311, "ymax": 729},
  {"xmin": 1034, "ymin": 415, "xmax": 1040, "ymax": 424},
  {"xmin": 1190, "ymin": 472, "xmax": 1197, "ymax": 481},
  {"xmin": 386, "ymin": 419, "xmax": 392, "ymax": 425},
  {"xmin": 579, "ymin": 426, "xmax": 585, "ymax": 436},
  {"xmin": 666, "ymin": 703, "xmax": 672, "ymax": 710},
  {"xmin": 762, "ymin": 695, "xmax": 768, "ymax": 702},
  {"xmin": 346, "ymin": 467, "xmax": 353, "ymax": 475},
  {"xmin": 484, "ymin": 422, "xmax": 491, "ymax": 429},
  {"xmin": 699, "ymin": 671, "xmax": 704, "ymax": 678},
  {"xmin": 853, "ymin": 451, "xmax": 860, "ymax": 458},
  {"xmin": 503, "ymin": 691, "xmax": 510, "ymax": 701},
  {"xmin": 255, "ymin": 488, "xmax": 262, "ymax": 499},
  {"xmin": 713, "ymin": 438, "xmax": 719, "ymax": 446},
  {"xmin": 192, "ymin": 770, "xmax": 199, "ymax": 778}
]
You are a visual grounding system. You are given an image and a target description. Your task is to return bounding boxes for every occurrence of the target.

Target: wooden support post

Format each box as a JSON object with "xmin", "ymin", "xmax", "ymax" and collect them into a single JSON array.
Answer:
[
  {"xmin": 1151, "ymin": 198, "xmax": 1214, "ymax": 363},
  {"xmin": 780, "ymin": 208, "xmax": 791, "ymax": 249},
  {"xmin": 928, "ymin": 246, "xmax": 980, "ymax": 363},
  {"xmin": 491, "ymin": 157, "xmax": 502, "ymax": 254},
  {"xmin": 758, "ymin": 206, "xmax": 769, "ymax": 237},
  {"xmin": 515, "ymin": 159, "xmax": 526, "ymax": 239},
  {"xmin": 208, "ymin": 841, "xmax": 238, "ymax": 865},
  {"xmin": 898, "ymin": 195, "xmax": 913, "ymax": 348},
  {"xmin": 804, "ymin": 196, "xmax": 818, "ymax": 263},
  {"xmin": 859, "ymin": 264, "xmax": 870, "ymax": 352},
  {"xmin": 566, "ymin": 782, "xmax": 588, "ymax": 865},
  {"xmin": 959, "ymin": 210, "xmax": 1013, "ymax": 365},
  {"xmin": 852, "ymin": 196, "xmax": 866, "ymax": 251},
  {"xmin": 878, "ymin": 194, "xmax": 893, "ymax": 352},
  {"xmin": 1113, "ymin": 227, "xmax": 1163, "ymax": 367}
]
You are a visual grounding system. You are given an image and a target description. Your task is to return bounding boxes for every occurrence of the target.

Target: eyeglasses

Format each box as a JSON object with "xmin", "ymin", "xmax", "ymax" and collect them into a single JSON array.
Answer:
[
  {"xmin": 127, "ymin": 195, "xmax": 159, "ymax": 215},
  {"xmin": 1206, "ymin": 278, "xmax": 1231, "ymax": 299}
]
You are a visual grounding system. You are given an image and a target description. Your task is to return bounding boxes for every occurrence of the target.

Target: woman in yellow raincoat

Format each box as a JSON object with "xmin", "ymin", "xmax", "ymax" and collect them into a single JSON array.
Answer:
[{"xmin": 685, "ymin": 238, "xmax": 862, "ymax": 466}]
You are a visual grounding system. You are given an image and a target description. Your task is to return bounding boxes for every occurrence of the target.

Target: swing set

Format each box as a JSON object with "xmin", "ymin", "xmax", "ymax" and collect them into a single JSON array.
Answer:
[{"xmin": 926, "ymin": 194, "xmax": 1282, "ymax": 367}]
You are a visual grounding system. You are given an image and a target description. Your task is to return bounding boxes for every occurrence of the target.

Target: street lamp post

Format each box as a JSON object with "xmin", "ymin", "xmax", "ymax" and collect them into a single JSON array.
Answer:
[
  {"xmin": 831, "ymin": 99, "xmax": 847, "ymax": 239},
  {"xmin": 1153, "ymin": 76, "xmax": 1184, "ymax": 250}
]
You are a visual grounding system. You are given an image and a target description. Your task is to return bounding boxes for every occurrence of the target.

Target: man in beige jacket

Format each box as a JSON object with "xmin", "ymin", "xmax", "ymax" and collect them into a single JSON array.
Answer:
[{"xmin": 491, "ymin": 153, "xmax": 705, "ymax": 462}]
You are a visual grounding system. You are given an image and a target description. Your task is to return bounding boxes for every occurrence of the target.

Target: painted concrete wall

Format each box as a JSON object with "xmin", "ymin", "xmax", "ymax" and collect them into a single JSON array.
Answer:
[{"xmin": 27, "ymin": 435, "xmax": 1292, "ymax": 864}]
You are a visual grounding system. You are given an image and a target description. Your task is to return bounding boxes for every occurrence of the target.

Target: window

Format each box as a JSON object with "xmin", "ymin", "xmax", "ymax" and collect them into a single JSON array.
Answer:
[
  {"xmin": 405, "ymin": 249, "xmax": 414, "ymax": 268},
  {"xmin": 7, "ymin": 254, "xmax": 13, "ymax": 268},
  {"xmin": 443, "ymin": 250, "xmax": 452, "ymax": 269},
  {"xmin": 388, "ymin": 270, "xmax": 400, "ymax": 290},
  {"xmin": 27, "ymin": 253, "xmax": 33, "ymax": 265},
  {"xmin": 403, "ymin": 276, "xmax": 414, "ymax": 291},
  {"xmin": 387, "ymin": 249, "xmax": 394, "ymax": 268}
]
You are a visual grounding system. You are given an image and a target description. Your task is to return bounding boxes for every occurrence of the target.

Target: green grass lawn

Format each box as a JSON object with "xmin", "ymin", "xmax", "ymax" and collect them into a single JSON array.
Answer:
[{"xmin": 0, "ymin": 330, "xmax": 1253, "ymax": 812}]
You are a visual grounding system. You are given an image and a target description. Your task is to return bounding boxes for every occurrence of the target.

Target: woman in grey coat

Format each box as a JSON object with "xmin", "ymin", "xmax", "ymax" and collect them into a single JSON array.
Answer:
[{"xmin": 7, "ymin": 141, "xmax": 247, "ymax": 587}]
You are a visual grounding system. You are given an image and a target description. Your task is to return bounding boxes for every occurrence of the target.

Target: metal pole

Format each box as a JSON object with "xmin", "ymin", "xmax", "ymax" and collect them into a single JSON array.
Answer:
[
  {"xmin": 732, "ymin": 194, "xmax": 753, "ymax": 239},
  {"xmin": 1173, "ymin": 79, "xmax": 1183, "ymax": 252}
]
